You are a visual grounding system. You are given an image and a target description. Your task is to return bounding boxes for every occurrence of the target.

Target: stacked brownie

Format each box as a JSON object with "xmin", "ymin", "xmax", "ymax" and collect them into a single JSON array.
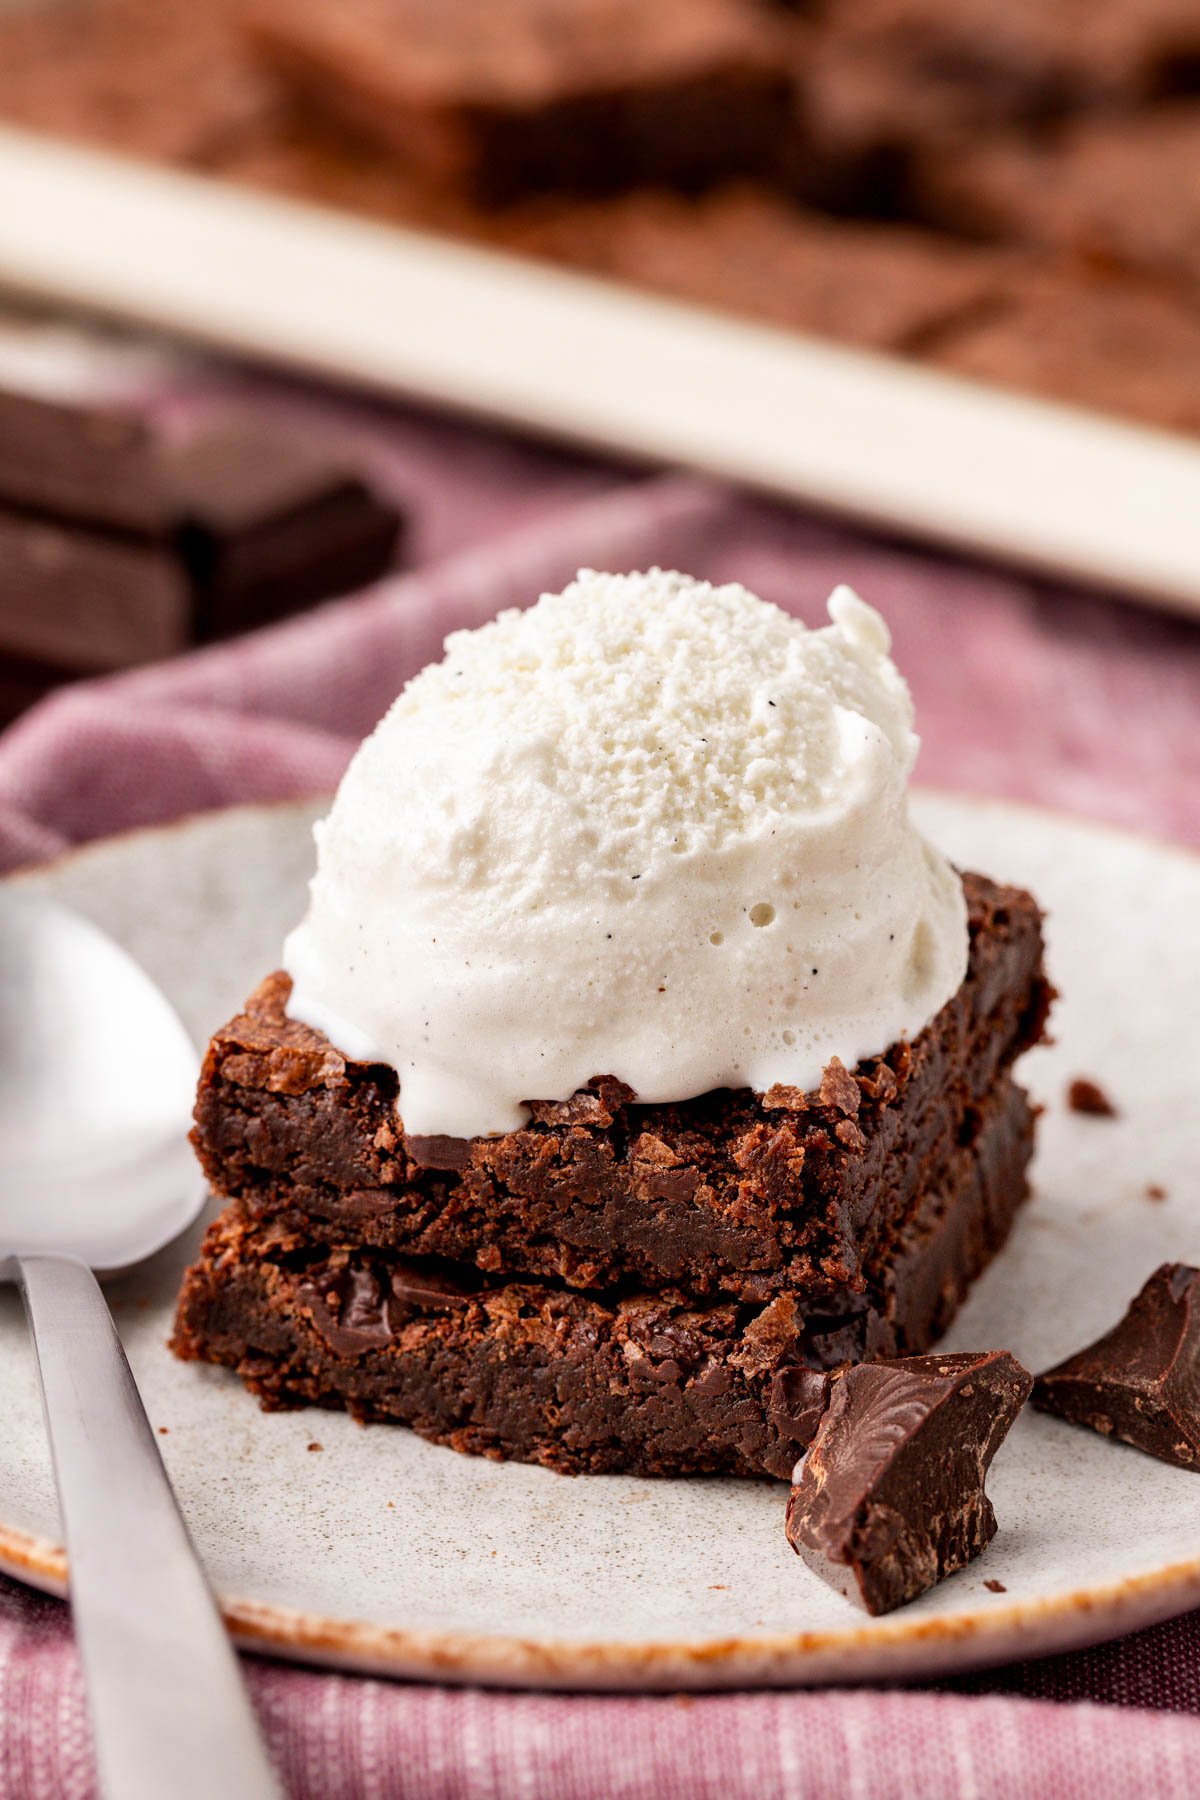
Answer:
[{"xmin": 173, "ymin": 871, "xmax": 1050, "ymax": 1479}]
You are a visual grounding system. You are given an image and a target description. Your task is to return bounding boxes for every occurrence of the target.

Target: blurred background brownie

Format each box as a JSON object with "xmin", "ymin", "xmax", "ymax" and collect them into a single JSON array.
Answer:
[
  {"xmin": 915, "ymin": 108, "xmax": 1200, "ymax": 292},
  {"xmin": 509, "ymin": 187, "xmax": 1015, "ymax": 354},
  {"xmin": 928, "ymin": 271, "xmax": 1200, "ymax": 438},
  {"xmin": 244, "ymin": 0, "xmax": 792, "ymax": 203},
  {"xmin": 1, "ymin": 0, "xmax": 1200, "ymax": 443},
  {"xmin": 0, "ymin": 0, "xmax": 271, "ymax": 168}
]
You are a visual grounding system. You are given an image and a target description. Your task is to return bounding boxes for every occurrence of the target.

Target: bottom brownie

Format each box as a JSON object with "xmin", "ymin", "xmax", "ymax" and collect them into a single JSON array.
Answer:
[{"xmin": 173, "ymin": 1082, "xmax": 1033, "ymax": 1480}]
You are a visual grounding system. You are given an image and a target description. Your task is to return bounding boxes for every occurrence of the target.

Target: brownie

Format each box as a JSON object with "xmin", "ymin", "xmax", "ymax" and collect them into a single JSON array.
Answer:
[
  {"xmin": 508, "ymin": 188, "xmax": 1015, "ymax": 355},
  {"xmin": 244, "ymin": 0, "xmax": 792, "ymax": 204},
  {"xmin": 789, "ymin": 0, "xmax": 1200, "ymax": 213},
  {"xmin": 0, "ymin": 0, "xmax": 271, "ymax": 168},
  {"xmin": 1066, "ymin": 1077, "xmax": 1118, "ymax": 1119},
  {"xmin": 811, "ymin": 0, "xmax": 1200, "ymax": 141},
  {"xmin": 916, "ymin": 109, "xmax": 1200, "ymax": 294},
  {"xmin": 173, "ymin": 1077, "xmax": 1035, "ymax": 1479},
  {"xmin": 208, "ymin": 107, "xmax": 506, "ymax": 241},
  {"xmin": 191, "ymin": 871, "xmax": 1048, "ymax": 1303},
  {"xmin": 929, "ymin": 271, "xmax": 1200, "ymax": 438}
]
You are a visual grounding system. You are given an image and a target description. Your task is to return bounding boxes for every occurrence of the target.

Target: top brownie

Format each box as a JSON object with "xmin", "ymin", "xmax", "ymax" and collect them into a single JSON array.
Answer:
[{"xmin": 193, "ymin": 871, "xmax": 1049, "ymax": 1303}]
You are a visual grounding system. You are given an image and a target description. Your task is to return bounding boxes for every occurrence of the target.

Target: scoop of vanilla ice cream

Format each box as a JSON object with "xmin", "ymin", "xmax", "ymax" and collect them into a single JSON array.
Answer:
[{"xmin": 283, "ymin": 569, "xmax": 968, "ymax": 1138}]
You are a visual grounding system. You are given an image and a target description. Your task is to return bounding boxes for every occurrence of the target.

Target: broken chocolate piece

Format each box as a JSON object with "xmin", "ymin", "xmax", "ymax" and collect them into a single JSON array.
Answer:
[
  {"xmin": 1066, "ymin": 1077, "xmax": 1117, "ymax": 1117},
  {"xmin": 785, "ymin": 1350, "xmax": 1032, "ymax": 1615},
  {"xmin": 387, "ymin": 1259, "xmax": 476, "ymax": 1312},
  {"xmin": 1033, "ymin": 1264, "xmax": 1200, "ymax": 1470}
]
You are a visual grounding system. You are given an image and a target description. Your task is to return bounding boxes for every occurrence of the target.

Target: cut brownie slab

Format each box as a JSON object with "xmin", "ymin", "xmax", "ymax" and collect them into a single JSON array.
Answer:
[
  {"xmin": 916, "ymin": 109, "xmax": 1200, "ymax": 294},
  {"xmin": 809, "ymin": 0, "xmax": 1200, "ymax": 139},
  {"xmin": 245, "ymin": 0, "xmax": 791, "ymax": 204},
  {"xmin": 930, "ymin": 271, "xmax": 1200, "ymax": 438},
  {"xmin": 0, "ymin": 0, "xmax": 271, "ymax": 169},
  {"xmin": 173, "ymin": 1079, "xmax": 1035, "ymax": 1479},
  {"xmin": 508, "ymin": 188, "xmax": 1015, "ymax": 356},
  {"xmin": 791, "ymin": 0, "xmax": 1200, "ymax": 209},
  {"xmin": 192, "ymin": 872, "xmax": 1048, "ymax": 1304}
]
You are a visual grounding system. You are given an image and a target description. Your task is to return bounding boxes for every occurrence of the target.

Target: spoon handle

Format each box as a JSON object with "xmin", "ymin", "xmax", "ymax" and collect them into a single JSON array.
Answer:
[{"xmin": 19, "ymin": 1253, "xmax": 282, "ymax": 1800}]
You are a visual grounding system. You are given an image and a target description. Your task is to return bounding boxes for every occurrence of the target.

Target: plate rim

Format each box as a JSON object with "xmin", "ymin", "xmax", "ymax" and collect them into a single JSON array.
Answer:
[
  {"xmin": 5, "ymin": 1518, "xmax": 1200, "ymax": 1691},
  {"xmin": 4, "ymin": 792, "xmax": 1199, "ymax": 1690}
]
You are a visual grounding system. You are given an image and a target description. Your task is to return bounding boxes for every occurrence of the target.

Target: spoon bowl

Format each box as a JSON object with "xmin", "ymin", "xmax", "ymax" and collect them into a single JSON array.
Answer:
[{"xmin": 0, "ymin": 887, "xmax": 201, "ymax": 1272}]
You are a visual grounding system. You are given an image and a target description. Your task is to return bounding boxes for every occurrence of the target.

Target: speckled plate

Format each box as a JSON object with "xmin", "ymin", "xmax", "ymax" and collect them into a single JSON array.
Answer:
[{"xmin": 1, "ymin": 794, "xmax": 1198, "ymax": 1690}]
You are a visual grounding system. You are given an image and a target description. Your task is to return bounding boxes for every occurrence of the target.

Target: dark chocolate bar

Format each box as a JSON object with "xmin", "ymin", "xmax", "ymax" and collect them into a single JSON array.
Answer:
[{"xmin": 0, "ymin": 390, "xmax": 403, "ymax": 724}]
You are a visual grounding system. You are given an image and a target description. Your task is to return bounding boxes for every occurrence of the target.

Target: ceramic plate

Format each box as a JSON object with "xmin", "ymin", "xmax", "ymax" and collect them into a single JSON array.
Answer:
[{"xmin": 1, "ymin": 794, "xmax": 1198, "ymax": 1690}]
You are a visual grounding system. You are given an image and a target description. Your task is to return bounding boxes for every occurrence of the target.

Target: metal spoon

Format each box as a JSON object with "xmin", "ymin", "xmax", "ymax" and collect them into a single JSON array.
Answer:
[{"xmin": 0, "ymin": 888, "xmax": 280, "ymax": 1800}]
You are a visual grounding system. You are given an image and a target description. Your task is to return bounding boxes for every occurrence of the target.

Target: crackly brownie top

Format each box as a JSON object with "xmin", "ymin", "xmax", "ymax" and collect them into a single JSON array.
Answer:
[{"xmin": 204, "ymin": 868, "xmax": 1045, "ymax": 1169}]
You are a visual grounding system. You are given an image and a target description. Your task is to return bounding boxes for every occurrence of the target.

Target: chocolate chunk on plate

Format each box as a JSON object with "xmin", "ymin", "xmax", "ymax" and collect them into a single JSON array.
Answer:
[
  {"xmin": 786, "ymin": 1351, "xmax": 1032, "ymax": 1616},
  {"xmin": 1034, "ymin": 1265, "xmax": 1200, "ymax": 1470}
]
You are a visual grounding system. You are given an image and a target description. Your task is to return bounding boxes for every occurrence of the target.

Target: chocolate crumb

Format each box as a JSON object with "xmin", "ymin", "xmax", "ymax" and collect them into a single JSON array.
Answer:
[
  {"xmin": 984, "ymin": 1578, "xmax": 1007, "ymax": 1593},
  {"xmin": 819, "ymin": 1057, "xmax": 861, "ymax": 1118},
  {"xmin": 1067, "ymin": 1077, "xmax": 1117, "ymax": 1117},
  {"xmin": 307, "ymin": 1441, "xmax": 324, "ymax": 1453},
  {"xmin": 157, "ymin": 1426, "xmax": 169, "ymax": 1436},
  {"xmin": 1146, "ymin": 1184, "xmax": 1168, "ymax": 1202}
]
